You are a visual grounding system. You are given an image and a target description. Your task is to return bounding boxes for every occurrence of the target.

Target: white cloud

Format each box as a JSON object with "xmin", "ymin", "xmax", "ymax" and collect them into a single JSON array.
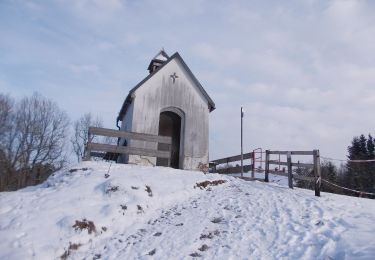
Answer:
[{"xmin": 2, "ymin": 0, "xmax": 375, "ymax": 162}]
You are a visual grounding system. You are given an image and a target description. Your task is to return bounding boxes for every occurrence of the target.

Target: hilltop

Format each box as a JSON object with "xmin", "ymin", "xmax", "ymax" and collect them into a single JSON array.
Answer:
[{"xmin": 1, "ymin": 162, "xmax": 374, "ymax": 259}]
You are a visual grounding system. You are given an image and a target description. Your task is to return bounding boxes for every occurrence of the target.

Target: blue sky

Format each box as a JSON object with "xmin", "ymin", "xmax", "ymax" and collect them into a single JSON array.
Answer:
[{"xmin": 1, "ymin": 0, "xmax": 375, "ymax": 161}]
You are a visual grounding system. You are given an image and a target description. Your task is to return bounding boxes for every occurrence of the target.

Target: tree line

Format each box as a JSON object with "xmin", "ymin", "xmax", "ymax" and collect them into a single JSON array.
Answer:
[
  {"xmin": 295, "ymin": 134, "xmax": 375, "ymax": 198},
  {"xmin": 0, "ymin": 93, "xmax": 103, "ymax": 191}
]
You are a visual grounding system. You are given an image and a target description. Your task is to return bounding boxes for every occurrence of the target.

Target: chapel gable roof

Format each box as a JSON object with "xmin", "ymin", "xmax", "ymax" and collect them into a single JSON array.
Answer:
[{"xmin": 118, "ymin": 52, "xmax": 216, "ymax": 121}]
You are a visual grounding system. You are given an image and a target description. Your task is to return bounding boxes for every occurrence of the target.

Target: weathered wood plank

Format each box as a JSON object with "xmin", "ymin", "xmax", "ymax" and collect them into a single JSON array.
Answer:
[
  {"xmin": 269, "ymin": 151, "xmax": 314, "ymax": 155},
  {"xmin": 90, "ymin": 152, "xmax": 105, "ymax": 158},
  {"xmin": 268, "ymin": 151, "xmax": 288, "ymax": 155},
  {"xmin": 88, "ymin": 127, "xmax": 172, "ymax": 144},
  {"xmin": 211, "ymin": 152, "xmax": 253, "ymax": 165},
  {"xmin": 313, "ymin": 149, "xmax": 321, "ymax": 197},
  {"xmin": 87, "ymin": 143, "xmax": 170, "ymax": 158},
  {"xmin": 216, "ymin": 164, "xmax": 252, "ymax": 174},
  {"xmin": 269, "ymin": 160, "xmax": 314, "ymax": 169}
]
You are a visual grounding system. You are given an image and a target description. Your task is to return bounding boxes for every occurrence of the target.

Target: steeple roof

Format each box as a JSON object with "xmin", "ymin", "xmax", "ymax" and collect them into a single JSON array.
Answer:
[{"xmin": 147, "ymin": 49, "xmax": 169, "ymax": 73}]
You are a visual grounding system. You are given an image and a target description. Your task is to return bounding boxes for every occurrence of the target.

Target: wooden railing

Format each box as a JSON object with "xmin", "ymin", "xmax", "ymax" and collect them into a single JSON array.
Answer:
[
  {"xmin": 210, "ymin": 152, "xmax": 253, "ymax": 174},
  {"xmin": 84, "ymin": 127, "xmax": 172, "ymax": 165},
  {"xmin": 211, "ymin": 149, "xmax": 322, "ymax": 197}
]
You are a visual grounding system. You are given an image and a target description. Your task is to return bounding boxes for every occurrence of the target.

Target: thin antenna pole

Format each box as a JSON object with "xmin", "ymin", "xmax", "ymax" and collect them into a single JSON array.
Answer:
[{"xmin": 241, "ymin": 107, "xmax": 244, "ymax": 177}]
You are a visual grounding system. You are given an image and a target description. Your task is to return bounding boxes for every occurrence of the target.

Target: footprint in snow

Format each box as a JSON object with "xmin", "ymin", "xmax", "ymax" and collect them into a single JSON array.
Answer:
[{"xmin": 211, "ymin": 217, "xmax": 225, "ymax": 224}]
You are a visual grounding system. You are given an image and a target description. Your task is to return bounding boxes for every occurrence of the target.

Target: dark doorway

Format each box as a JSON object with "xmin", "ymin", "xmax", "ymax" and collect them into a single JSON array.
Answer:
[{"xmin": 156, "ymin": 111, "xmax": 181, "ymax": 169}]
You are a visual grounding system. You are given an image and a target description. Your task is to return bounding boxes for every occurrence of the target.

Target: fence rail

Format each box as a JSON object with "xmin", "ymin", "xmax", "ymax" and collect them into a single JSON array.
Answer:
[
  {"xmin": 268, "ymin": 151, "xmax": 314, "ymax": 155},
  {"xmin": 88, "ymin": 127, "xmax": 172, "ymax": 144},
  {"xmin": 84, "ymin": 127, "xmax": 172, "ymax": 165},
  {"xmin": 210, "ymin": 152, "xmax": 253, "ymax": 175}
]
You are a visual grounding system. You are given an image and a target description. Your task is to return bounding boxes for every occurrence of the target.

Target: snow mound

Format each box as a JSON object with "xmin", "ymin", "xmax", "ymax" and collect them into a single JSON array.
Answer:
[{"xmin": 1, "ymin": 161, "xmax": 374, "ymax": 259}]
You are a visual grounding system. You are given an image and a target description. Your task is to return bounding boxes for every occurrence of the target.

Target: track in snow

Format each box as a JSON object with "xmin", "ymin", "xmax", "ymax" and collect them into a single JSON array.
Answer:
[{"xmin": 84, "ymin": 180, "xmax": 370, "ymax": 260}]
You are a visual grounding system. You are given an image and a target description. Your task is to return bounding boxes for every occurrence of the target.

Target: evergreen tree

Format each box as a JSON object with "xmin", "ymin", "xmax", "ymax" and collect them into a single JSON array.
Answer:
[
  {"xmin": 320, "ymin": 161, "xmax": 338, "ymax": 193},
  {"xmin": 346, "ymin": 134, "xmax": 375, "ymax": 197},
  {"xmin": 359, "ymin": 134, "xmax": 368, "ymax": 158},
  {"xmin": 367, "ymin": 134, "xmax": 375, "ymax": 159},
  {"xmin": 348, "ymin": 137, "xmax": 361, "ymax": 160}
]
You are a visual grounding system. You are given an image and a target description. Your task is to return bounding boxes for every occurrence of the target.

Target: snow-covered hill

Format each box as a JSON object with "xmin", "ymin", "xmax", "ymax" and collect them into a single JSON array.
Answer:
[{"xmin": 1, "ymin": 162, "xmax": 374, "ymax": 259}]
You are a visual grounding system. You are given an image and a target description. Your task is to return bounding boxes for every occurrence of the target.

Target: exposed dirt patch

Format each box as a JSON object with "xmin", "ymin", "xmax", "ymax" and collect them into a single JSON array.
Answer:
[
  {"xmin": 198, "ymin": 244, "xmax": 209, "ymax": 252},
  {"xmin": 106, "ymin": 185, "xmax": 119, "ymax": 194},
  {"xmin": 145, "ymin": 185, "xmax": 153, "ymax": 197},
  {"xmin": 200, "ymin": 230, "xmax": 220, "ymax": 240},
  {"xmin": 189, "ymin": 252, "xmax": 202, "ymax": 257},
  {"xmin": 69, "ymin": 168, "xmax": 89, "ymax": 173},
  {"xmin": 60, "ymin": 242, "xmax": 82, "ymax": 260},
  {"xmin": 137, "ymin": 205, "xmax": 144, "ymax": 214},
  {"xmin": 131, "ymin": 186, "xmax": 139, "ymax": 190},
  {"xmin": 211, "ymin": 217, "xmax": 225, "ymax": 224},
  {"xmin": 195, "ymin": 180, "xmax": 227, "ymax": 189},
  {"xmin": 147, "ymin": 248, "xmax": 156, "ymax": 256},
  {"xmin": 198, "ymin": 163, "xmax": 209, "ymax": 174},
  {"xmin": 72, "ymin": 219, "xmax": 96, "ymax": 234},
  {"xmin": 119, "ymin": 204, "xmax": 127, "ymax": 215}
]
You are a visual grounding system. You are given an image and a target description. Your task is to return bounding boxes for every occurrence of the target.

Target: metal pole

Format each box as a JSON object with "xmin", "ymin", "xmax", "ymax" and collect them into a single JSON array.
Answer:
[{"xmin": 241, "ymin": 107, "xmax": 244, "ymax": 177}]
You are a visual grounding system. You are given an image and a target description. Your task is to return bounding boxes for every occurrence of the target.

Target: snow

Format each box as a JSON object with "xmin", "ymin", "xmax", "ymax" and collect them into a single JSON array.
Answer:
[
  {"xmin": 1, "ymin": 161, "xmax": 375, "ymax": 259},
  {"xmin": 153, "ymin": 51, "xmax": 168, "ymax": 61}
]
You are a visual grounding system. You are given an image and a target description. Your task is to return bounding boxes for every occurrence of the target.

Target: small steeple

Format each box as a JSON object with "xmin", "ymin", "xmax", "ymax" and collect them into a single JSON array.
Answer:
[{"xmin": 147, "ymin": 49, "xmax": 169, "ymax": 73}]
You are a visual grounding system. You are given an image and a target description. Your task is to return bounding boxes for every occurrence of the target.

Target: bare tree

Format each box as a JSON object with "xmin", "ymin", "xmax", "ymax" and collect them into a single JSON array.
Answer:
[
  {"xmin": 0, "ymin": 94, "xmax": 13, "ymax": 137},
  {"xmin": 0, "ymin": 93, "xmax": 70, "ymax": 190},
  {"xmin": 0, "ymin": 94, "xmax": 14, "ymax": 189},
  {"xmin": 71, "ymin": 113, "xmax": 103, "ymax": 162}
]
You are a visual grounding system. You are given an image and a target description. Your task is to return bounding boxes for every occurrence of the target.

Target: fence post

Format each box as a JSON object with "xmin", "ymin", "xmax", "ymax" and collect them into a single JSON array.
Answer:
[
  {"xmin": 251, "ymin": 152, "xmax": 255, "ymax": 178},
  {"xmin": 226, "ymin": 158, "xmax": 229, "ymax": 174},
  {"xmin": 82, "ymin": 129, "xmax": 91, "ymax": 161},
  {"xmin": 265, "ymin": 150, "xmax": 270, "ymax": 182},
  {"xmin": 287, "ymin": 151, "xmax": 293, "ymax": 189},
  {"xmin": 252, "ymin": 151, "xmax": 255, "ymax": 176},
  {"xmin": 313, "ymin": 149, "xmax": 321, "ymax": 197},
  {"xmin": 286, "ymin": 152, "xmax": 293, "ymax": 189}
]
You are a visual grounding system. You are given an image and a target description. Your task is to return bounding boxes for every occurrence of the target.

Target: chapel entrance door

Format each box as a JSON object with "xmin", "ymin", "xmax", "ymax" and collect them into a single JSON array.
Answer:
[{"xmin": 156, "ymin": 111, "xmax": 181, "ymax": 169}]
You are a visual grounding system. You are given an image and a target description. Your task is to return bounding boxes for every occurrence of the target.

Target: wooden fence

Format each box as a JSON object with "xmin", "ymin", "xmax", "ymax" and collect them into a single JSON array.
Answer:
[
  {"xmin": 265, "ymin": 150, "xmax": 321, "ymax": 196},
  {"xmin": 84, "ymin": 127, "xmax": 172, "ymax": 165},
  {"xmin": 210, "ymin": 152, "xmax": 253, "ymax": 175},
  {"xmin": 210, "ymin": 149, "xmax": 322, "ymax": 197}
]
